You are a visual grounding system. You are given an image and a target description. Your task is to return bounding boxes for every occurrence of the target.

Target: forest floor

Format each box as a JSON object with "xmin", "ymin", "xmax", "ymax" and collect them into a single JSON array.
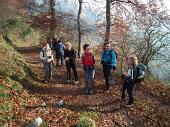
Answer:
[{"xmin": 5, "ymin": 46, "xmax": 170, "ymax": 127}]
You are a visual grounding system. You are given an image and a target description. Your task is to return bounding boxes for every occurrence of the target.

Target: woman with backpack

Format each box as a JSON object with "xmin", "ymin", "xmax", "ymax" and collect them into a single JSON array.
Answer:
[
  {"xmin": 64, "ymin": 42, "xmax": 79, "ymax": 84},
  {"xmin": 101, "ymin": 42, "xmax": 117, "ymax": 91},
  {"xmin": 82, "ymin": 44, "xmax": 96, "ymax": 94},
  {"xmin": 121, "ymin": 56, "xmax": 139, "ymax": 107}
]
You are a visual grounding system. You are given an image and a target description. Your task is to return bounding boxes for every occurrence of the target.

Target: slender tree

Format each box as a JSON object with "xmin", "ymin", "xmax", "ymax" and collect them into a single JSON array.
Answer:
[
  {"xmin": 77, "ymin": 0, "xmax": 82, "ymax": 58},
  {"xmin": 105, "ymin": 0, "xmax": 111, "ymax": 42},
  {"xmin": 49, "ymin": 0, "xmax": 56, "ymax": 34}
]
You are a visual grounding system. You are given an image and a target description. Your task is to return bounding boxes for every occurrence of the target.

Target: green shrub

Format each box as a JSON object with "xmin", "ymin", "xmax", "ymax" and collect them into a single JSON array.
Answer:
[
  {"xmin": 77, "ymin": 116, "xmax": 96, "ymax": 127},
  {"xmin": 77, "ymin": 112, "xmax": 98, "ymax": 127},
  {"xmin": 3, "ymin": 19, "xmax": 20, "ymax": 29},
  {"xmin": 21, "ymin": 27, "xmax": 33, "ymax": 39}
]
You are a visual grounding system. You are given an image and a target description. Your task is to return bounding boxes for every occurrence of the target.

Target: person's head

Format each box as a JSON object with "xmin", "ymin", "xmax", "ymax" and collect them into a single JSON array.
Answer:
[
  {"xmin": 128, "ymin": 56, "xmax": 138, "ymax": 66},
  {"xmin": 104, "ymin": 42, "xmax": 111, "ymax": 51},
  {"xmin": 65, "ymin": 42, "xmax": 72, "ymax": 51},
  {"xmin": 49, "ymin": 38, "xmax": 53, "ymax": 42},
  {"xmin": 83, "ymin": 44, "xmax": 90, "ymax": 53},
  {"xmin": 42, "ymin": 42, "xmax": 49, "ymax": 49},
  {"xmin": 54, "ymin": 34, "xmax": 58, "ymax": 39}
]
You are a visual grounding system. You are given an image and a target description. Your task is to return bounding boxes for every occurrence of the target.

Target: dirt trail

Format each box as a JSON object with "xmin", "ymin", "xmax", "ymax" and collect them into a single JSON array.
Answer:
[{"xmin": 16, "ymin": 46, "xmax": 170, "ymax": 127}]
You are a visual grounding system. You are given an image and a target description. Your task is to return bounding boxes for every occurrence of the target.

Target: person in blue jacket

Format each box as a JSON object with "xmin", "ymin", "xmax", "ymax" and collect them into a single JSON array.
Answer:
[
  {"xmin": 101, "ymin": 42, "xmax": 117, "ymax": 91},
  {"xmin": 54, "ymin": 39, "xmax": 64, "ymax": 66}
]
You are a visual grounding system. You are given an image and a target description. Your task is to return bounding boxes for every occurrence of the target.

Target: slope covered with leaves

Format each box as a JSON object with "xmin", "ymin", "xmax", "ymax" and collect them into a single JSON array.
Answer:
[{"xmin": 0, "ymin": 33, "xmax": 39, "ymax": 126}]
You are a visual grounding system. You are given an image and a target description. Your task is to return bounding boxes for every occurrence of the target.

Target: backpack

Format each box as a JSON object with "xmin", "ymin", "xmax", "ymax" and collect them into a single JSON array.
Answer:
[
  {"xmin": 110, "ymin": 49, "xmax": 118, "ymax": 60},
  {"xmin": 136, "ymin": 63, "xmax": 146, "ymax": 82}
]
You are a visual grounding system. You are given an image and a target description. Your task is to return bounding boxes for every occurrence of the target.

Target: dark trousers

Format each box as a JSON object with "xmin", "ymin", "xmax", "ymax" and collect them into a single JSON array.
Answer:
[
  {"xmin": 56, "ymin": 53, "xmax": 64, "ymax": 66},
  {"xmin": 43, "ymin": 62, "xmax": 52, "ymax": 81},
  {"xmin": 66, "ymin": 61, "xmax": 78, "ymax": 81},
  {"xmin": 121, "ymin": 81, "xmax": 135, "ymax": 105},
  {"xmin": 102, "ymin": 64, "xmax": 112, "ymax": 90}
]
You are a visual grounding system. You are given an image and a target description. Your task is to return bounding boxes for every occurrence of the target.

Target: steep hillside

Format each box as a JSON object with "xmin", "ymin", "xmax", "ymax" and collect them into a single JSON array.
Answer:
[{"xmin": 0, "ymin": 34, "xmax": 40, "ymax": 126}]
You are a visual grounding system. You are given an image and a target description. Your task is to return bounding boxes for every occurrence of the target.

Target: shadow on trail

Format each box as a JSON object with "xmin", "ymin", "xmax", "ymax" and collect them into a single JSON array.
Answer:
[
  {"xmin": 62, "ymin": 98, "xmax": 121, "ymax": 114},
  {"xmin": 30, "ymin": 79, "xmax": 106, "ymax": 96},
  {"xmin": 24, "ymin": 97, "xmax": 121, "ymax": 114},
  {"xmin": 15, "ymin": 46, "xmax": 41, "ymax": 54},
  {"xmin": 31, "ymin": 84, "xmax": 85, "ymax": 96}
]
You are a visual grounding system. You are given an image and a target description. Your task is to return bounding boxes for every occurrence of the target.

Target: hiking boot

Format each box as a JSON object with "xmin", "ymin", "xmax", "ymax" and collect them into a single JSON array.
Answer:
[
  {"xmin": 85, "ymin": 89, "xmax": 89, "ymax": 95},
  {"xmin": 126, "ymin": 104, "xmax": 134, "ymax": 108},
  {"xmin": 126, "ymin": 102, "xmax": 134, "ymax": 107},
  {"xmin": 104, "ymin": 86, "xmax": 110, "ymax": 91},
  {"xmin": 90, "ymin": 90, "xmax": 94, "ymax": 95},
  {"xmin": 66, "ymin": 80, "xmax": 71, "ymax": 83},
  {"xmin": 105, "ymin": 90, "xmax": 110, "ymax": 94},
  {"xmin": 74, "ymin": 80, "xmax": 79, "ymax": 84},
  {"xmin": 120, "ymin": 99, "xmax": 126, "ymax": 106}
]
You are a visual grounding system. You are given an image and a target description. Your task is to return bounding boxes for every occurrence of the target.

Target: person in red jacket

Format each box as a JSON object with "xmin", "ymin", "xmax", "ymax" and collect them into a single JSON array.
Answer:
[{"xmin": 82, "ymin": 44, "xmax": 96, "ymax": 94}]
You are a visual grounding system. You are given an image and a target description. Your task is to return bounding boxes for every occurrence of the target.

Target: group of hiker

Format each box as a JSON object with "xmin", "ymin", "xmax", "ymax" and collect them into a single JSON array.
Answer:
[{"xmin": 40, "ymin": 36, "xmax": 145, "ymax": 107}]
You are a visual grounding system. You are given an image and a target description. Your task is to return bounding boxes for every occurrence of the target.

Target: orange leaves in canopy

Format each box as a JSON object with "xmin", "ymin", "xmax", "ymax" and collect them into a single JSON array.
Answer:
[
  {"xmin": 113, "ymin": 17, "xmax": 128, "ymax": 39},
  {"xmin": 31, "ymin": 12, "xmax": 63, "ymax": 31}
]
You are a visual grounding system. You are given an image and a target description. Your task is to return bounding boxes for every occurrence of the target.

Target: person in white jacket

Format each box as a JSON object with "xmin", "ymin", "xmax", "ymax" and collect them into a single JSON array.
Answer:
[{"xmin": 40, "ymin": 42, "xmax": 54, "ymax": 83}]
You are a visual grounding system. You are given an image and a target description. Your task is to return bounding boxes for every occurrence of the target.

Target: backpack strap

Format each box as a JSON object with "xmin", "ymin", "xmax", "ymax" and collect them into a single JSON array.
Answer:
[
  {"xmin": 110, "ymin": 49, "xmax": 118, "ymax": 59},
  {"xmin": 41, "ymin": 49, "xmax": 45, "ymax": 57},
  {"xmin": 81, "ymin": 52, "xmax": 85, "ymax": 65},
  {"xmin": 82, "ymin": 52, "xmax": 95, "ymax": 65},
  {"xmin": 90, "ymin": 52, "xmax": 95, "ymax": 65}
]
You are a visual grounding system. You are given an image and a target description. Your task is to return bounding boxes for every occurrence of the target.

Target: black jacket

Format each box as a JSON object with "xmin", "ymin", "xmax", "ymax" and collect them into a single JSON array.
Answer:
[{"xmin": 64, "ymin": 49, "xmax": 76, "ymax": 64}]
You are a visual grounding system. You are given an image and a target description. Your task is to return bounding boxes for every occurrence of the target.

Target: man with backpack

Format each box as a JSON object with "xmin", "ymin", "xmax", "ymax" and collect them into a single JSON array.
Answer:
[
  {"xmin": 54, "ymin": 39, "xmax": 64, "ymax": 66},
  {"xmin": 101, "ymin": 42, "xmax": 117, "ymax": 92},
  {"xmin": 40, "ymin": 42, "xmax": 54, "ymax": 83}
]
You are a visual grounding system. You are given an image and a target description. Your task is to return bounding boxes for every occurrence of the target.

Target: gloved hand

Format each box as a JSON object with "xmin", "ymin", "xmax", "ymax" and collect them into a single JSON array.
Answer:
[
  {"xmin": 100, "ymin": 60, "xmax": 104, "ymax": 64},
  {"xmin": 65, "ymin": 57, "xmax": 69, "ymax": 61},
  {"xmin": 112, "ymin": 65, "xmax": 116, "ymax": 70},
  {"xmin": 89, "ymin": 66, "xmax": 94, "ymax": 70},
  {"xmin": 83, "ymin": 66, "xmax": 88, "ymax": 70}
]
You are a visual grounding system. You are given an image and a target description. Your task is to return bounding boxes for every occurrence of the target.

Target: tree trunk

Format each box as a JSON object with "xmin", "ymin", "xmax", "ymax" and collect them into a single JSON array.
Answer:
[
  {"xmin": 105, "ymin": 0, "xmax": 111, "ymax": 43},
  {"xmin": 77, "ymin": 0, "xmax": 82, "ymax": 58},
  {"xmin": 49, "ymin": 0, "xmax": 56, "ymax": 34}
]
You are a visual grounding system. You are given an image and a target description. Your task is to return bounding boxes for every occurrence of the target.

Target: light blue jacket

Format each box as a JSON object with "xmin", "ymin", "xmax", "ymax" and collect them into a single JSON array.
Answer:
[{"xmin": 101, "ymin": 50, "xmax": 117, "ymax": 67}]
